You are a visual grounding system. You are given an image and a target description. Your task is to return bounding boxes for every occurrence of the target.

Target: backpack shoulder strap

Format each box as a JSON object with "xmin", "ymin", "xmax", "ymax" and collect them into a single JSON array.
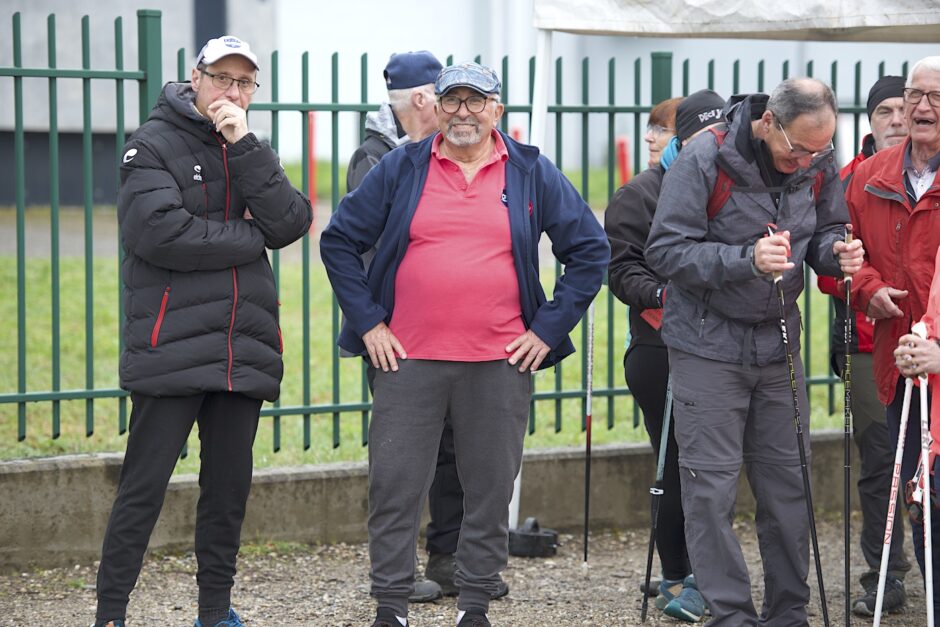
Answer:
[{"xmin": 705, "ymin": 128, "xmax": 733, "ymax": 219}]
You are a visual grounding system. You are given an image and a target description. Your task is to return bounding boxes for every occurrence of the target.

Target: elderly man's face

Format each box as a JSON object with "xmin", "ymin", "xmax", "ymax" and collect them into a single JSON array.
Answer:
[
  {"xmin": 436, "ymin": 87, "xmax": 504, "ymax": 148},
  {"xmin": 191, "ymin": 55, "xmax": 257, "ymax": 118},
  {"xmin": 869, "ymin": 97, "xmax": 908, "ymax": 152},
  {"xmin": 763, "ymin": 110, "xmax": 836, "ymax": 175},
  {"xmin": 905, "ymin": 68, "xmax": 940, "ymax": 154}
]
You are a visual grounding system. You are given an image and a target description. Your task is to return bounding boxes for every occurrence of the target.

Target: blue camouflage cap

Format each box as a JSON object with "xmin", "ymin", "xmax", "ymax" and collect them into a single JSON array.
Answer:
[{"xmin": 434, "ymin": 62, "xmax": 501, "ymax": 96}]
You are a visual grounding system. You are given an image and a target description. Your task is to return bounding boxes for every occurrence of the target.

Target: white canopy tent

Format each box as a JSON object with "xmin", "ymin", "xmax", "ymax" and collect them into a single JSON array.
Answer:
[
  {"xmin": 509, "ymin": 0, "xmax": 940, "ymax": 530},
  {"xmin": 528, "ymin": 1, "xmax": 940, "ymax": 152}
]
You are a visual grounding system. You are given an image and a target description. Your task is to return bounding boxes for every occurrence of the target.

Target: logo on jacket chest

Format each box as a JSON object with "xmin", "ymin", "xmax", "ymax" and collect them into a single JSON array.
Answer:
[{"xmin": 193, "ymin": 164, "xmax": 203, "ymax": 182}]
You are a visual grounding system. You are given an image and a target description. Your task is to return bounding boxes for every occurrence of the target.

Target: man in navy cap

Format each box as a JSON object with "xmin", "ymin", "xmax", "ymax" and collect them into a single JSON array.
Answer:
[
  {"xmin": 322, "ymin": 61, "xmax": 609, "ymax": 627},
  {"xmin": 347, "ymin": 51, "xmax": 442, "ymax": 192}
]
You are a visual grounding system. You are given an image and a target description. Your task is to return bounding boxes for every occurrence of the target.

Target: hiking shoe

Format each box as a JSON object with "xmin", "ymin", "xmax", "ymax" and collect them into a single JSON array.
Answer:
[
  {"xmin": 852, "ymin": 575, "xmax": 906, "ymax": 616},
  {"xmin": 654, "ymin": 576, "xmax": 684, "ymax": 610},
  {"xmin": 425, "ymin": 552, "xmax": 509, "ymax": 599},
  {"xmin": 457, "ymin": 609, "xmax": 491, "ymax": 627},
  {"xmin": 426, "ymin": 552, "xmax": 458, "ymax": 596},
  {"xmin": 409, "ymin": 577, "xmax": 443, "ymax": 603},
  {"xmin": 194, "ymin": 608, "xmax": 246, "ymax": 627},
  {"xmin": 371, "ymin": 607, "xmax": 407, "ymax": 627},
  {"xmin": 492, "ymin": 578, "xmax": 509, "ymax": 599},
  {"xmin": 92, "ymin": 622, "xmax": 126, "ymax": 627},
  {"xmin": 663, "ymin": 574, "xmax": 706, "ymax": 622}
]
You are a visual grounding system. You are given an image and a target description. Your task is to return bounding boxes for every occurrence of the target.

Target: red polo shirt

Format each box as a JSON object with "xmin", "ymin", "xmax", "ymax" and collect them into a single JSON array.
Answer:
[{"xmin": 388, "ymin": 131, "xmax": 525, "ymax": 361}]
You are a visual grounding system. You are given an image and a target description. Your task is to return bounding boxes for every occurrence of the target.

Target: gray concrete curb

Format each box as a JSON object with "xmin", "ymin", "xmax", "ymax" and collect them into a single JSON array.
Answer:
[{"xmin": 0, "ymin": 429, "xmax": 857, "ymax": 570}]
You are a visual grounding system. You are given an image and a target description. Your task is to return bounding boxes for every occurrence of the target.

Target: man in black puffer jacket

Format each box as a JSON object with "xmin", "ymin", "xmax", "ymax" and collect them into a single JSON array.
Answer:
[{"xmin": 93, "ymin": 35, "xmax": 311, "ymax": 627}]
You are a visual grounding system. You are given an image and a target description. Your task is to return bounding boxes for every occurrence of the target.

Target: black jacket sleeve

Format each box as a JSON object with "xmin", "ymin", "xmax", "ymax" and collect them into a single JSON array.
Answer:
[
  {"xmin": 117, "ymin": 140, "xmax": 266, "ymax": 272},
  {"xmin": 227, "ymin": 133, "xmax": 313, "ymax": 250},
  {"xmin": 604, "ymin": 167, "xmax": 666, "ymax": 309}
]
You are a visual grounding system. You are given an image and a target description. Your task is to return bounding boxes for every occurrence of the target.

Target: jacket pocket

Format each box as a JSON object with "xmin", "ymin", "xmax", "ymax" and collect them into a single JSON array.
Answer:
[{"xmin": 150, "ymin": 286, "xmax": 171, "ymax": 347}]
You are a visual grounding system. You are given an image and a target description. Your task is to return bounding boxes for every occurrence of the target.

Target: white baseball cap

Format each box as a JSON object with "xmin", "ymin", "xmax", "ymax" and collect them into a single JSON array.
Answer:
[{"xmin": 196, "ymin": 36, "xmax": 259, "ymax": 70}]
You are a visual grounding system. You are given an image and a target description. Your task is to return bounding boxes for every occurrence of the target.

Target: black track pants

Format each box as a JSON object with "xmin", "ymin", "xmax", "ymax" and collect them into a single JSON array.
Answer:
[
  {"xmin": 95, "ymin": 392, "xmax": 261, "ymax": 620},
  {"xmin": 624, "ymin": 344, "xmax": 690, "ymax": 581}
]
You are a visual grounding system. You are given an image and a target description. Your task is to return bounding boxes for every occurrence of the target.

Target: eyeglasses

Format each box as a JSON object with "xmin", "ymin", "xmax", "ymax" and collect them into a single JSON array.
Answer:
[
  {"xmin": 201, "ymin": 69, "xmax": 259, "ymax": 94},
  {"xmin": 903, "ymin": 88, "xmax": 940, "ymax": 107},
  {"xmin": 775, "ymin": 123, "xmax": 833, "ymax": 159},
  {"xmin": 439, "ymin": 95, "xmax": 492, "ymax": 114},
  {"xmin": 646, "ymin": 124, "xmax": 675, "ymax": 137}
]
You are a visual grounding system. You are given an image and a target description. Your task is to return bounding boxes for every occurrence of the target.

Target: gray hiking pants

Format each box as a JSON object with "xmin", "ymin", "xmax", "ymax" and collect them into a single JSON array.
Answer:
[
  {"xmin": 669, "ymin": 347, "xmax": 811, "ymax": 627},
  {"xmin": 367, "ymin": 359, "xmax": 531, "ymax": 618}
]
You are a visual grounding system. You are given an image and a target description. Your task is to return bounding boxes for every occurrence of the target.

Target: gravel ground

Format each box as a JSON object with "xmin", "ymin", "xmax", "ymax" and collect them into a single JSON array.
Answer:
[{"xmin": 0, "ymin": 514, "xmax": 926, "ymax": 626}]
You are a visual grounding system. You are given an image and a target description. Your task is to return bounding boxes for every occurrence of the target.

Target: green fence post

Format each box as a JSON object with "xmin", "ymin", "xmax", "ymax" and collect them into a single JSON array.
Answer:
[
  {"xmin": 137, "ymin": 9, "xmax": 162, "ymax": 124},
  {"xmin": 651, "ymin": 52, "xmax": 672, "ymax": 104}
]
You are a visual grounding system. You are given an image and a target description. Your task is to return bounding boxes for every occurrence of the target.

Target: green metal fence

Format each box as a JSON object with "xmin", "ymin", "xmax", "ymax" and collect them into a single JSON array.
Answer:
[{"xmin": 1, "ymin": 9, "xmax": 908, "ymax": 458}]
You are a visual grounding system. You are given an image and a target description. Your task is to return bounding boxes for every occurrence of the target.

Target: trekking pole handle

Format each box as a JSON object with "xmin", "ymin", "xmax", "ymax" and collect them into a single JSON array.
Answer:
[
  {"xmin": 844, "ymin": 224, "xmax": 854, "ymax": 282},
  {"xmin": 766, "ymin": 223, "xmax": 784, "ymax": 283}
]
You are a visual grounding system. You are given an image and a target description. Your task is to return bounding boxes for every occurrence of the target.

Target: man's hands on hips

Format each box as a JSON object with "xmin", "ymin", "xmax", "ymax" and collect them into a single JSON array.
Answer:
[
  {"xmin": 506, "ymin": 329, "xmax": 550, "ymax": 372},
  {"xmin": 208, "ymin": 99, "xmax": 249, "ymax": 144},
  {"xmin": 363, "ymin": 322, "xmax": 407, "ymax": 372},
  {"xmin": 867, "ymin": 286, "xmax": 908, "ymax": 319},
  {"xmin": 895, "ymin": 334, "xmax": 940, "ymax": 378}
]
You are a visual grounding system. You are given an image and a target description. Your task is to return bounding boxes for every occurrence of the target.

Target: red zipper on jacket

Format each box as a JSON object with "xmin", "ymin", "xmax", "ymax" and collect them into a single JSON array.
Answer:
[
  {"xmin": 216, "ymin": 135, "xmax": 237, "ymax": 391},
  {"xmin": 150, "ymin": 286, "xmax": 170, "ymax": 348}
]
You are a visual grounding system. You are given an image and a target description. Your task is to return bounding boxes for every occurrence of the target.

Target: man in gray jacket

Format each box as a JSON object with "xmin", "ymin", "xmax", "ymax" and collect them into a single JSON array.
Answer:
[{"xmin": 646, "ymin": 78, "xmax": 865, "ymax": 626}]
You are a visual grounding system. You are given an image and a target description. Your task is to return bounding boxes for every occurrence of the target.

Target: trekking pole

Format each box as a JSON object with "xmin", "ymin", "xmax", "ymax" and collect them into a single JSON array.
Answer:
[
  {"xmin": 842, "ymin": 224, "xmax": 854, "ymax": 627},
  {"xmin": 583, "ymin": 302, "xmax": 595, "ymax": 563},
  {"xmin": 914, "ymin": 321, "xmax": 934, "ymax": 626},
  {"xmin": 872, "ymin": 377, "xmax": 914, "ymax": 627},
  {"xmin": 766, "ymin": 224, "xmax": 830, "ymax": 627},
  {"xmin": 641, "ymin": 376, "xmax": 673, "ymax": 622}
]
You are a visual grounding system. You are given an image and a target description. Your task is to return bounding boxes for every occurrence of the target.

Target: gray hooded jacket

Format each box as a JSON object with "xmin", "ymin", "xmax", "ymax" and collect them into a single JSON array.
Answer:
[{"xmin": 645, "ymin": 93, "xmax": 847, "ymax": 367}]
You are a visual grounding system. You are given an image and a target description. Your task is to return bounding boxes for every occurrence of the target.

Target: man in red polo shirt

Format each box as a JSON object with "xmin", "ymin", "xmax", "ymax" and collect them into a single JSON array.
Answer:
[{"xmin": 320, "ymin": 62, "xmax": 609, "ymax": 627}]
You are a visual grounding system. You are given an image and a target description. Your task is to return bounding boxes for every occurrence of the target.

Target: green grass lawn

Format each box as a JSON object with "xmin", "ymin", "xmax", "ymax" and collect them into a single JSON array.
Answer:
[{"xmin": 0, "ymin": 242, "xmax": 847, "ymax": 475}]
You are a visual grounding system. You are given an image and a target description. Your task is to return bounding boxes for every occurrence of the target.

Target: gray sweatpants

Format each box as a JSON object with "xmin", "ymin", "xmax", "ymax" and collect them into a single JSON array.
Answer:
[
  {"xmin": 367, "ymin": 359, "xmax": 531, "ymax": 617},
  {"xmin": 669, "ymin": 347, "xmax": 812, "ymax": 627}
]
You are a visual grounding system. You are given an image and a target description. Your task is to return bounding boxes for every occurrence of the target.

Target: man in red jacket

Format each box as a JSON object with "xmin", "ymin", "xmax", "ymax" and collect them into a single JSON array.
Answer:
[
  {"xmin": 818, "ymin": 74, "xmax": 910, "ymax": 615},
  {"xmin": 847, "ymin": 55, "xmax": 940, "ymax": 621}
]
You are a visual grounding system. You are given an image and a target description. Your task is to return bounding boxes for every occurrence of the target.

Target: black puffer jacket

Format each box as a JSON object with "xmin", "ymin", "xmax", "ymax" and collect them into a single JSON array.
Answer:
[{"xmin": 117, "ymin": 82, "xmax": 312, "ymax": 401}]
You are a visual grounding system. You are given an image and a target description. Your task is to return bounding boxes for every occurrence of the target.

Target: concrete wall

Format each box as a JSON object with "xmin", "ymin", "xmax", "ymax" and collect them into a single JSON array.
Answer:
[{"xmin": 0, "ymin": 430, "xmax": 859, "ymax": 570}]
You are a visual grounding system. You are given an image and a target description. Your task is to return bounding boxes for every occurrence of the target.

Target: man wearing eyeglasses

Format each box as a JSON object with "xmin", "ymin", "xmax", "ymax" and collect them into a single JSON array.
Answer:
[
  {"xmin": 321, "ymin": 62, "xmax": 609, "ymax": 627},
  {"xmin": 846, "ymin": 55, "xmax": 940, "ymax": 621},
  {"xmin": 646, "ymin": 77, "xmax": 865, "ymax": 626},
  {"xmin": 93, "ymin": 36, "xmax": 312, "ymax": 627}
]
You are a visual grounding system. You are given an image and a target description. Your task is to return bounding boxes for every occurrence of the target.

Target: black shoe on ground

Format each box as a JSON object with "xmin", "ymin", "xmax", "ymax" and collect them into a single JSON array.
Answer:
[
  {"xmin": 457, "ymin": 609, "xmax": 491, "ymax": 627},
  {"xmin": 408, "ymin": 577, "xmax": 443, "ymax": 603},
  {"xmin": 371, "ymin": 607, "xmax": 406, "ymax": 627},
  {"xmin": 425, "ymin": 553, "xmax": 509, "ymax": 599},
  {"xmin": 426, "ymin": 553, "xmax": 458, "ymax": 596},
  {"xmin": 852, "ymin": 575, "xmax": 906, "ymax": 616}
]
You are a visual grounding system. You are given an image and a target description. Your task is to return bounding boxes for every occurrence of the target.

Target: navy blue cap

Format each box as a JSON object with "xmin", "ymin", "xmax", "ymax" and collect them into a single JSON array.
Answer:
[
  {"xmin": 434, "ymin": 62, "xmax": 501, "ymax": 96},
  {"xmin": 384, "ymin": 51, "xmax": 442, "ymax": 90}
]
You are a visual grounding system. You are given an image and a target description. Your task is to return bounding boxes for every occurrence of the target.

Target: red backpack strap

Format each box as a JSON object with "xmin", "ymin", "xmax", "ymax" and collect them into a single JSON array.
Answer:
[{"xmin": 705, "ymin": 128, "xmax": 732, "ymax": 219}]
